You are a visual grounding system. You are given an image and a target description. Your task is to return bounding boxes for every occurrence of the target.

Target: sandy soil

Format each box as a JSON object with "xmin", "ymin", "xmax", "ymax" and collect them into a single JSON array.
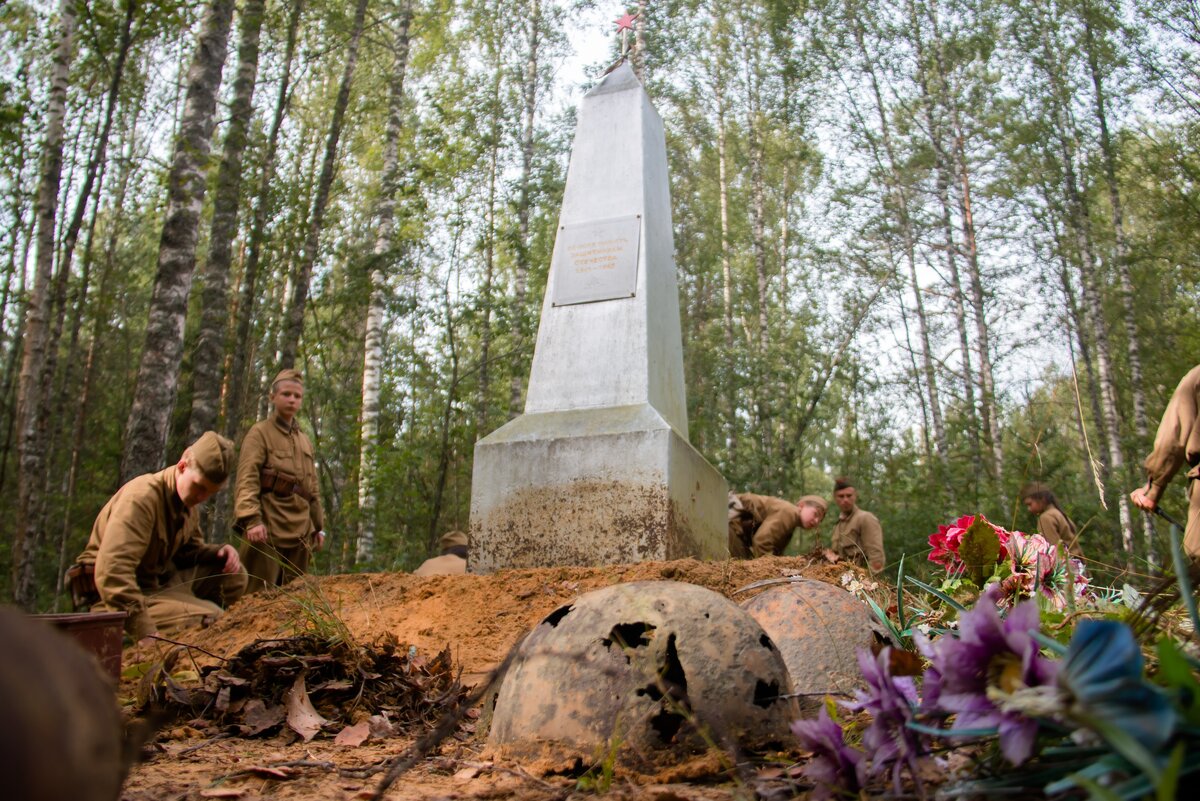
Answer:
[{"xmin": 120, "ymin": 554, "xmax": 855, "ymax": 801}]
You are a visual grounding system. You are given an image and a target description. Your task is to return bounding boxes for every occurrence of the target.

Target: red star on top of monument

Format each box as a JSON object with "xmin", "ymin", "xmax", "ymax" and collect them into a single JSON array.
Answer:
[{"xmin": 615, "ymin": 12, "xmax": 639, "ymax": 32}]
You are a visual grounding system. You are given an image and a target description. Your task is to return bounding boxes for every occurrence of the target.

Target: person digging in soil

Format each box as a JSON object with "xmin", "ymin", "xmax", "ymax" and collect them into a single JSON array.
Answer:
[
  {"xmin": 69, "ymin": 431, "xmax": 246, "ymax": 644},
  {"xmin": 728, "ymin": 492, "xmax": 827, "ymax": 558}
]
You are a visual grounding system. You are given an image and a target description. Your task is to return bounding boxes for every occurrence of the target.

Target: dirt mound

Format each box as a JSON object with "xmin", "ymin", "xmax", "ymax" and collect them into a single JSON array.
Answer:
[
  {"xmin": 121, "ymin": 554, "xmax": 857, "ymax": 801},
  {"xmin": 180, "ymin": 553, "xmax": 852, "ymax": 686}
]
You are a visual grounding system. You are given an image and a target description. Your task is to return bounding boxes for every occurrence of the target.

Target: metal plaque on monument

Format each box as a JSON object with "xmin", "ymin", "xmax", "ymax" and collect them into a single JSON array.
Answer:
[{"xmin": 468, "ymin": 62, "xmax": 728, "ymax": 571}]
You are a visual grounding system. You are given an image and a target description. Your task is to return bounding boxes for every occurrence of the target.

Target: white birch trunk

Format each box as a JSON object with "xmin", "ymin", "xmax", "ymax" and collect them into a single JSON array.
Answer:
[
  {"xmin": 12, "ymin": 0, "xmax": 75, "ymax": 608},
  {"xmin": 356, "ymin": 1, "xmax": 412, "ymax": 565},
  {"xmin": 121, "ymin": 0, "xmax": 235, "ymax": 482}
]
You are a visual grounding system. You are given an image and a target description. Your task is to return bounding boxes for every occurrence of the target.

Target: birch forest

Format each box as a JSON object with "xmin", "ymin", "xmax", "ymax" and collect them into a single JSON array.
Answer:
[{"xmin": 1, "ymin": 0, "xmax": 1197, "ymax": 610}]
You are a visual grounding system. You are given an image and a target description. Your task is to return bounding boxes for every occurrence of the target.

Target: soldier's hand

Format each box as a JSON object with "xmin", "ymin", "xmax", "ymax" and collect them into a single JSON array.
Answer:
[
  {"xmin": 1130, "ymin": 486, "xmax": 1156, "ymax": 512},
  {"xmin": 312, "ymin": 530, "xmax": 326, "ymax": 551},
  {"xmin": 217, "ymin": 543, "xmax": 242, "ymax": 574},
  {"xmin": 246, "ymin": 524, "xmax": 268, "ymax": 543}
]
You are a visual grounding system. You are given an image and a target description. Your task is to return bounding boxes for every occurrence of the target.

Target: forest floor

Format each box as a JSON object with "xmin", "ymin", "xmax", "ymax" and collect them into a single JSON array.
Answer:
[{"xmin": 118, "ymin": 553, "xmax": 854, "ymax": 801}]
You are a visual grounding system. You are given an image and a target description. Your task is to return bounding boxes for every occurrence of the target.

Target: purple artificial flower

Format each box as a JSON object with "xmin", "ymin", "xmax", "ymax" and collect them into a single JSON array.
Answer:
[
  {"xmin": 916, "ymin": 585, "xmax": 1057, "ymax": 765},
  {"xmin": 846, "ymin": 647, "xmax": 926, "ymax": 795},
  {"xmin": 791, "ymin": 706, "xmax": 866, "ymax": 800}
]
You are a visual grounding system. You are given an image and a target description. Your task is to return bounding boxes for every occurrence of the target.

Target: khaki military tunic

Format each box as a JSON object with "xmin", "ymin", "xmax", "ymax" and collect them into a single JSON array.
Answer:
[
  {"xmin": 234, "ymin": 412, "xmax": 324, "ymax": 591},
  {"xmin": 831, "ymin": 506, "xmax": 886, "ymax": 572},
  {"xmin": 77, "ymin": 467, "xmax": 247, "ymax": 639},
  {"xmin": 729, "ymin": 493, "xmax": 804, "ymax": 558},
  {"xmin": 413, "ymin": 554, "xmax": 467, "ymax": 576},
  {"xmin": 1038, "ymin": 506, "xmax": 1083, "ymax": 558},
  {"xmin": 1143, "ymin": 364, "xmax": 1200, "ymax": 556}
]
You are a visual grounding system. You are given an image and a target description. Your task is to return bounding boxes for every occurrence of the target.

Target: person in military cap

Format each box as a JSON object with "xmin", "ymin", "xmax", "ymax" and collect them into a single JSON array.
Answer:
[
  {"xmin": 1130, "ymin": 363, "xmax": 1200, "ymax": 558},
  {"xmin": 728, "ymin": 492, "xmax": 828, "ymax": 558},
  {"xmin": 71, "ymin": 431, "xmax": 247, "ymax": 642},
  {"xmin": 235, "ymin": 368, "xmax": 326, "ymax": 593},
  {"xmin": 830, "ymin": 477, "xmax": 886, "ymax": 573},
  {"xmin": 412, "ymin": 530, "xmax": 469, "ymax": 576},
  {"xmin": 1021, "ymin": 482, "xmax": 1083, "ymax": 557}
]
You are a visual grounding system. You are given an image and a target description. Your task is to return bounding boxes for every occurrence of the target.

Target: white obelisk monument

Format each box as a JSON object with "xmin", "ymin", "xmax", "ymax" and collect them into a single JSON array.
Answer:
[{"xmin": 469, "ymin": 62, "xmax": 728, "ymax": 571}]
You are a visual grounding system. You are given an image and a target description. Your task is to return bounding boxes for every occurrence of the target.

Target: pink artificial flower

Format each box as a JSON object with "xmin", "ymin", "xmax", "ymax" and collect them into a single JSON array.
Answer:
[{"xmin": 928, "ymin": 514, "xmax": 1012, "ymax": 570}]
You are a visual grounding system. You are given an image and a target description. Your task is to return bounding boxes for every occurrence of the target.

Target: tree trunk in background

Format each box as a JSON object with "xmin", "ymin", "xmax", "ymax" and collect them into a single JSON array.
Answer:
[
  {"xmin": 510, "ymin": 0, "xmax": 540, "ymax": 416},
  {"xmin": 279, "ymin": 0, "xmax": 369, "ymax": 370},
  {"xmin": 853, "ymin": 10, "xmax": 950, "ymax": 492},
  {"xmin": 12, "ymin": 0, "xmax": 76, "ymax": 609},
  {"xmin": 121, "ymin": 0, "xmax": 235, "ymax": 482},
  {"xmin": 357, "ymin": 1, "xmax": 411, "ymax": 565},
  {"xmin": 225, "ymin": 0, "xmax": 304, "ymax": 440},
  {"xmin": 188, "ymin": 0, "xmax": 267, "ymax": 441},
  {"xmin": 56, "ymin": 103, "xmax": 142, "ymax": 608},
  {"xmin": 476, "ymin": 5, "xmax": 501, "ymax": 439},
  {"xmin": 713, "ymin": 33, "xmax": 735, "ymax": 461},
  {"xmin": 43, "ymin": 0, "xmax": 135, "ymax": 502},
  {"xmin": 1083, "ymin": 10, "xmax": 1155, "ymax": 561},
  {"xmin": 1035, "ymin": 13, "xmax": 1135, "ymax": 559},
  {"xmin": 905, "ymin": 0, "xmax": 980, "ymax": 476},
  {"xmin": 953, "ymin": 125, "xmax": 1004, "ymax": 481}
]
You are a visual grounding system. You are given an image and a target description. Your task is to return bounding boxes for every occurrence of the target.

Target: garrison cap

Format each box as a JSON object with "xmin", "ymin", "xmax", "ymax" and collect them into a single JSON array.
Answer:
[
  {"xmin": 1021, "ymin": 481, "xmax": 1050, "ymax": 499},
  {"xmin": 271, "ymin": 368, "xmax": 304, "ymax": 389},
  {"xmin": 189, "ymin": 431, "xmax": 234, "ymax": 483},
  {"xmin": 439, "ymin": 530, "xmax": 468, "ymax": 551},
  {"xmin": 796, "ymin": 494, "xmax": 828, "ymax": 514}
]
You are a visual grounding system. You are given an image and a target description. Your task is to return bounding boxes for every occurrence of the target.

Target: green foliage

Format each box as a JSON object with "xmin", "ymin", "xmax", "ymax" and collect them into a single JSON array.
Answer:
[{"xmin": 959, "ymin": 517, "xmax": 1002, "ymax": 586}]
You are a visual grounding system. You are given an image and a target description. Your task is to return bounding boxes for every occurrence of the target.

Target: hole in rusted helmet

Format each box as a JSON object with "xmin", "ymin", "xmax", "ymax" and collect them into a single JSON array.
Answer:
[
  {"xmin": 542, "ymin": 604, "xmax": 573, "ymax": 628},
  {"xmin": 604, "ymin": 621, "xmax": 654, "ymax": 649},
  {"xmin": 753, "ymin": 679, "xmax": 781, "ymax": 708},
  {"xmin": 759, "ymin": 633, "xmax": 775, "ymax": 650},
  {"xmin": 647, "ymin": 634, "xmax": 691, "ymax": 743}
]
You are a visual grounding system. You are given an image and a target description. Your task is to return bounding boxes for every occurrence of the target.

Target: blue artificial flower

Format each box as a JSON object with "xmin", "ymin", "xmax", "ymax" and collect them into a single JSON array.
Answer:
[{"xmin": 1058, "ymin": 619, "xmax": 1175, "ymax": 752}]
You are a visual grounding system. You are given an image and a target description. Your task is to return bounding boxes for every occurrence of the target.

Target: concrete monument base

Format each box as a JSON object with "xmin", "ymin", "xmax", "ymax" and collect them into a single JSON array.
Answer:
[{"xmin": 469, "ymin": 404, "xmax": 727, "ymax": 572}]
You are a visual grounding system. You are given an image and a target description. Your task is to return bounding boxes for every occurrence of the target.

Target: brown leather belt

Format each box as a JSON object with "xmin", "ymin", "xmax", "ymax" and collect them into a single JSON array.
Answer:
[{"xmin": 260, "ymin": 467, "xmax": 315, "ymax": 502}]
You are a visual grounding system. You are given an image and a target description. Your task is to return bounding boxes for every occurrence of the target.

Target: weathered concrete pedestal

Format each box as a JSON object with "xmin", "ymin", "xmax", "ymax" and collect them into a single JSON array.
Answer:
[{"xmin": 469, "ymin": 64, "xmax": 727, "ymax": 572}]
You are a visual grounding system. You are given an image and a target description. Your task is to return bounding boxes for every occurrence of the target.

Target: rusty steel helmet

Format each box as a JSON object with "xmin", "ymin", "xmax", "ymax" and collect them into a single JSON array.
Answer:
[
  {"xmin": 740, "ymin": 578, "xmax": 891, "ymax": 715},
  {"xmin": 487, "ymin": 581, "xmax": 797, "ymax": 765}
]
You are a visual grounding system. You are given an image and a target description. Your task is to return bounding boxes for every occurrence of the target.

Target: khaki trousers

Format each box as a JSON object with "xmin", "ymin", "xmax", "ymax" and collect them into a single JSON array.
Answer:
[
  {"xmin": 239, "ymin": 537, "xmax": 312, "ymax": 594},
  {"xmin": 145, "ymin": 564, "xmax": 247, "ymax": 636}
]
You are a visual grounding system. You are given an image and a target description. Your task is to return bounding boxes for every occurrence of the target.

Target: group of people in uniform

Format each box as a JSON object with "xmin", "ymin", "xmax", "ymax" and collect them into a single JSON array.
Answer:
[
  {"xmin": 728, "ymin": 362, "xmax": 1200, "ymax": 574},
  {"xmin": 728, "ymin": 476, "xmax": 886, "ymax": 572},
  {"xmin": 68, "ymin": 363, "xmax": 1200, "ymax": 642},
  {"xmin": 69, "ymin": 369, "xmax": 324, "ymax": 643}
]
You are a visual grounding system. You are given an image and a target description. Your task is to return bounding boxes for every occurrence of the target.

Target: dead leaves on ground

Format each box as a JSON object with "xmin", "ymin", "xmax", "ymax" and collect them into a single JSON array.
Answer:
[{"xmin": 135, "ymin": 633, "xmax": 471, "ymax": 745}]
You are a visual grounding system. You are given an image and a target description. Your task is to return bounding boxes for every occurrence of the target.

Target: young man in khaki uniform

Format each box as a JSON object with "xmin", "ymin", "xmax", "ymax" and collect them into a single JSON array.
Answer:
[
  {"xmin": 235, "ymin": 369, "xmax": 326, "ymax": 592},
  {"xmin": 830, "ymin": 477, "xmax": 885, "ymax": 573},
  {"xmin": 1131, "ymin": 364, "xmax": 1200, "ymax": 557},
  {"xmin": 1021, "ymin": 482, "xmax": 1083, "ymax": 557},
  {"xmin": 413, "ymin": 530, "xmax": 469, "ymax": 576},
  {"xmin": 728, "ymin": 492, "xmax": 828, "ymax": 558},
  {"xmin": 74, "ymin": 431, "xmax": 246, "ymax": 642}
]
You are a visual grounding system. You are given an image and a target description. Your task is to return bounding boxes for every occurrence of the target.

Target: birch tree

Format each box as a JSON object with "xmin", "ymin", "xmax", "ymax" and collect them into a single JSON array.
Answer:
[
  {"xmin": 357, "ymin": 0, "xmax": 413, "ymax": 564},
  {"xmin": 121, "ymin": 0, "xmax": 235, "ymax": 482},
  {"xmin": 12, "ymin": 0, "xmax": 76, "ymax": 608}
]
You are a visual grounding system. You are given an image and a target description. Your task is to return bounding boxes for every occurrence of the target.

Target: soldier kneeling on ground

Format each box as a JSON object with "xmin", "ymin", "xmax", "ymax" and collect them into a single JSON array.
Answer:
[
  {"xmin": 67, "ymin": 431, "xmax": 247, "ymax": 645},
  {"xmin": 728, "ymin": 491, "xmax": 828, "ymax": 558}
]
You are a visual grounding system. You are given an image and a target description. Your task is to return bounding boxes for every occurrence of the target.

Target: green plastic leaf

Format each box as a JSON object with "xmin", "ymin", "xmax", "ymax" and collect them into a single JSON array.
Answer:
[
  {"xmin": 905, "ymin": 575, "xmax": 968, "ymax": 612},
  {"xmin": 958, "ymin": 516, "xmax": 1001, "ymax": 586},
  {"xmin": 1156, "ymin": 638, "xmax": 1200, "ymax": 726},
  {"xmin": 896, "ymin": 554, "xmax": 907, "ymax": 632}
]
